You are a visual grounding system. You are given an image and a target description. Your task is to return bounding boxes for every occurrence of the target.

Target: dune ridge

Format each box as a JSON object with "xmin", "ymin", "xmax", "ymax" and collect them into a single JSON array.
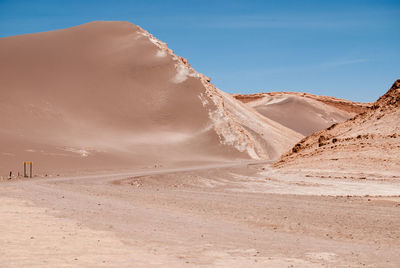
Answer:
[
  {"xmin": 136, "ymin": 26, "xmax": 302, "ymax": 159},
  {"xmin": 233, "ymin": 92, "xmax": 370, "ymax": 136}
]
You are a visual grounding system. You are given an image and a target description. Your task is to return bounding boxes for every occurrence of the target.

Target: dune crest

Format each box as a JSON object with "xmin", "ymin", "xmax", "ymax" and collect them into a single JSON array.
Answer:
[{"xmin": 136, "ymin": 26, "xmax": 302, "ymax": 159}]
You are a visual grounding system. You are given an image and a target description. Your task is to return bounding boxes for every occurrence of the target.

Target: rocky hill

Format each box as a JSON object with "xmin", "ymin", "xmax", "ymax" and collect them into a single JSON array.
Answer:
[{"xmin": 274, "ymin": 79, "xmax": 400, "ymax": 176}]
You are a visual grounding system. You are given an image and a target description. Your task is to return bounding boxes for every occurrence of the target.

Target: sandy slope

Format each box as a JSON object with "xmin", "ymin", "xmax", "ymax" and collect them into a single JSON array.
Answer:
[
  {"xmin": 275, "ymin": 79, "xmax": 400, "ymax": 175},
  {"xmin": 0, "ymin": 21, "xmax": 301, "ymax": 176},
  {"xmin": 233, "ymin": 92, "xmax": 370, "ymax": 136}
]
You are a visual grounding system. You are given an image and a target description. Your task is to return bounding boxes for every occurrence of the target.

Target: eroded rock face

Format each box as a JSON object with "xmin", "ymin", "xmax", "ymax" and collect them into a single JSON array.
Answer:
[{"xmin": 374, "ymin": 79, "xmax": 400, "ymax": 109}]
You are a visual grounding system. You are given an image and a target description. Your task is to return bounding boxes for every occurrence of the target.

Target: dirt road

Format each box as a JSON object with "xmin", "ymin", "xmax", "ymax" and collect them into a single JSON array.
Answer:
[{"xmin": 1, "ymin": 162, "xmax": 400, "ymax": 267}]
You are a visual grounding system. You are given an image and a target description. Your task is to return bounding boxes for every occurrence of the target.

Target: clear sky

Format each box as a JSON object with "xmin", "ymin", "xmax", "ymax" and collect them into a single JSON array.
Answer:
[{"xmin": 1, "ymin": 0, "xmax": 399, "ymax": 102}]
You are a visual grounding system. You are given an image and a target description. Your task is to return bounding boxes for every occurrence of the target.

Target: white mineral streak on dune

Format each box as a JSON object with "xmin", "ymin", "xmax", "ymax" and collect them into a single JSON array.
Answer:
[
  {"xmin": 171, "ymin": 64, "xmax": 191, "ymax": 83},
  {"xmin": 156, "ymin": 50, "xmax": 167, "ymax": 57}
]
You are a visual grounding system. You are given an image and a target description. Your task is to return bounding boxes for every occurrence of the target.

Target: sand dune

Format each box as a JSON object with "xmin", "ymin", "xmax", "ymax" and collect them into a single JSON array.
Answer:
[
  {"xmin": 1, "ymin": 20, "xmax": 399, "ymax": 268},
  {"xmin": 233, "ymin": 92, "xmax": 370, "ymax": 136},
  {"xmin": 275, "ymin": 79, "xmax": 400, "ymax": 175},
  {"xmin": 0, "ymin": 21, "xmax": 301, "ymax": 176}
]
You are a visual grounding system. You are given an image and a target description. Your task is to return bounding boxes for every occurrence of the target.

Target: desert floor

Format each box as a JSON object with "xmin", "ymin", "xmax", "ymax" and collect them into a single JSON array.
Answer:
[{"xmin": 1, "ymin": 162, "xmax": 400, "ymax": 267}]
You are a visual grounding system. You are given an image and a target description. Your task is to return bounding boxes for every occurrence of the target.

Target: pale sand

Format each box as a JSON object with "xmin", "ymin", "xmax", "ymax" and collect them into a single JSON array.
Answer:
[
  {"xmin": 1, "ymin": 163, "xmax": 399, "ymax": 267},
  {"xmin": 0, "ymin": 197, "xmax": 323, "ymax": 267}
]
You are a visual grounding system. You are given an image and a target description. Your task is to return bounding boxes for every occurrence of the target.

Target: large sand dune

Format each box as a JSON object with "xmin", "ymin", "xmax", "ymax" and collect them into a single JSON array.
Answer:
[
  {"xmin": 1, "ymin": 20, "xmax": 399, "ymax": 268},
  {"xmin": 275, "ymin": 79, "xmax": 400, "ymax": 175},
  {"xmin": 0, "ymin": 21, "xmax": 301, "ymax": 176},
  {"xmin": 233, "ymin": 92, "xmax": 370, "ymax": 136}
]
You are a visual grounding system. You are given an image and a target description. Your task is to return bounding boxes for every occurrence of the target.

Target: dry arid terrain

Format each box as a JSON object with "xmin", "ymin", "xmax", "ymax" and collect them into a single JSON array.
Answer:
[
  {"xmin": 275, "ymin": 79, "xmax": 400, "ymax": 177},
  {"xmin": 1, "ymin": 21, "xmax": 399, "ymax": 267},
  {"xmin": 1, "ymin": 162, "xmax": 400, "ymax": 267}
]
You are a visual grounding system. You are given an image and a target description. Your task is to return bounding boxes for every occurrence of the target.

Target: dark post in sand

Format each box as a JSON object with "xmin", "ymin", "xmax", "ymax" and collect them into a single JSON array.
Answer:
[{"xmin": 24, "ymin": 162, "xmax": 33, "ymax": 178}]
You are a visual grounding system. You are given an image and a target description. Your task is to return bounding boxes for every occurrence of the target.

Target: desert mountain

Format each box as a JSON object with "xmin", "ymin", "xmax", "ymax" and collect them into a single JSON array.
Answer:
[
  {"xmin": 275, "ymin": 79, "xmax": 400, "ymax": 175},
  {"xmin": 233, "ymin": 92, "xmax": 370, "ymax": 136},
  {"xmin": 0, "ymin": 21, "xmax": 302, "ymax": 175}
]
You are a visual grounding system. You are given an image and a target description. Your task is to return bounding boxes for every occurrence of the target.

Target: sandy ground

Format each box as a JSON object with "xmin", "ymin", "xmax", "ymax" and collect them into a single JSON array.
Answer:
[{"xmin": 1, "ymin": 162, "xmax": 400, "ymax": 267}]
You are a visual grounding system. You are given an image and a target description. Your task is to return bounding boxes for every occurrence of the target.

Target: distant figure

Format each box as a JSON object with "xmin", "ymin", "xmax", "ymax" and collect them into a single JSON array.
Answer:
[{"xmin": 8, "ymin": 171, "xmax": 12, "ymax": 180}]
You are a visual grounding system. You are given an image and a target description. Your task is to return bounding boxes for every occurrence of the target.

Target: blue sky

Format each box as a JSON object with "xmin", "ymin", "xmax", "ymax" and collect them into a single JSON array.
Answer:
[{"xmin": 1, "ymin": 0, "xmax": 399, "ymax": 102}]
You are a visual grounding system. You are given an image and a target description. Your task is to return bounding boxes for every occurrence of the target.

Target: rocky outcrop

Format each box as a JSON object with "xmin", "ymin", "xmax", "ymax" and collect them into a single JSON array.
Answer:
[{"xmin": 274, "ymin": 79, "xmax": 400, "ymax": 174}]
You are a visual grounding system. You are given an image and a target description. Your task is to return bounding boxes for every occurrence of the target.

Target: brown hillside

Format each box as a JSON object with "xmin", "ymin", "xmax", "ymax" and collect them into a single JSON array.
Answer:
[{"xmin": 274, "ymin": 79, "xmax": 400, "ymax": 175}]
